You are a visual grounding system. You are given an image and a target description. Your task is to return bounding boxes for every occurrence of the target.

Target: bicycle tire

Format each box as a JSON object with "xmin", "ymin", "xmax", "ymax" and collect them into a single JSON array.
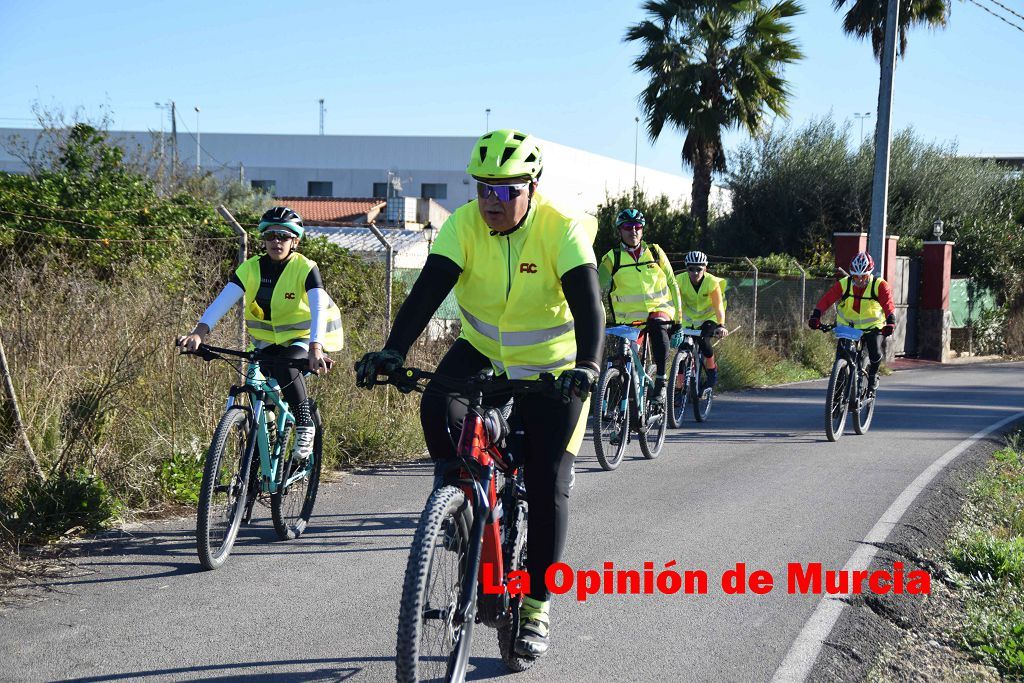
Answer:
[
  {"xmin": 853, "ymin": 368, "xmax": 876, "ymax": 435},
  {"xmin": 667, "ymin": 349, "xmax": 688, "ymax": 429},
  {"xmin": 825, "ymin": 358, "xmax": 851, "ymax": 442},
  {"xmin": 396, "ymin": 485, "xmax": 475, "ymax": 683},
  {"xmin": 593, "ymin": 367, "xmax": 629, "ymax": 471},
  {"xmin": 691, "ymin": 361, "xmax": 713, "ymax": 423},
  {"xmin": 271, "ymin": 402, "xmax": 324, "ymax": 540},
  {"xmin": 639, "ymin": 361, "xmax": 666, "ymax": 459},
  {"xmin": 196, "ymin": 407, "xmax": 251, "ymax": 570},
  {"xmin": 496, "ymin": 496, "xmax": 535, "ymax": 673}
]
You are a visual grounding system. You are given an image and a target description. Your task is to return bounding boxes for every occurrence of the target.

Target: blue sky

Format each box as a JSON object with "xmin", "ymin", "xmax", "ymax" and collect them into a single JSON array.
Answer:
[{"xmin": 1, "ymin": 0, "xmax": 1021, "ymax": 177}]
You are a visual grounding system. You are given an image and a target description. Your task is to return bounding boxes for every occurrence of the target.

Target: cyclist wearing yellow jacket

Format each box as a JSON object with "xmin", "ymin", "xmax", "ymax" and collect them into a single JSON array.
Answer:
[
  {"xmin": 598, "ymin": 208, "xmax": 682, "ymax": 406},
  {"xmin": 354, "ymin": 129, "xmax": 604, "ymax": 660},
  {"xmin": 177, "ymin": 207, "xmax": 343, "ymax": 463},
  {"xmin": 676, "ymin": 250, "xmax": 728, "ymax": 387}
]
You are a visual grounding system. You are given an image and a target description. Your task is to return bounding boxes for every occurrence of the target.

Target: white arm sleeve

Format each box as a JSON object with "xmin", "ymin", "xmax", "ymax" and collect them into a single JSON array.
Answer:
[
  {"xmin": 308, "ymin": 287, "xmax": 328, "ymax": 345},
  {"xmin": 198, "ymin": 282, "xmax": 245, "ymax": 331}
]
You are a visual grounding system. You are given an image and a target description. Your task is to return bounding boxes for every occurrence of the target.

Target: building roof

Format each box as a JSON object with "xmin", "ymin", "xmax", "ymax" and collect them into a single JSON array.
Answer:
[
  {"xmin": 305, "ymin": 226, "xmax": 428, "ymax": 253},
  {"xmin": 276, "ymin": 196, "xmax": 386, "ymax": 225}
]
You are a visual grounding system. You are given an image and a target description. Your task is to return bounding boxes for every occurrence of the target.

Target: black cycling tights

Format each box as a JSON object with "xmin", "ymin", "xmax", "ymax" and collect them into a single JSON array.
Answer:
[
  {"xmin": 259, "ymin": 344, "xmax": 313, "ymax": 426},
  {"xmin": 421, "ymin": 339, "xmax": 583, "ymax": 602},
  {"xmin": 645, "ymin": 318, "xmax": 670, "ymax": 378}
]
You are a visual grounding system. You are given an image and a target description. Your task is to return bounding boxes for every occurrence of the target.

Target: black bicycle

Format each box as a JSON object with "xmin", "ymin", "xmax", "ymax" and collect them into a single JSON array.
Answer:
[
  {"xmin": 668, "ymin": 327, "xmax": 715, "ymax": 427},
  {"xmin": 181, "ymin": 344, "xmax": 324, "ymax": 569},
  {"xmin": 374, "ymin": 367, "xmax": 559, "ymax": 682},
  {"xmin": 819, "ymin": 324, "xmax": 876, "ymax": 441}
]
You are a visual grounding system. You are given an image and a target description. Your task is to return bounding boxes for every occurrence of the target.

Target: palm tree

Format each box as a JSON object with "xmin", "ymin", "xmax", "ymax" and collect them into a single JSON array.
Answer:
[
  {"xmin": 625, "ymin": 0, "xmax": 804, "ymax": 245},
  {"xmin": 832, "ymin": 0, "xmax": 950, "ymax": 60}
]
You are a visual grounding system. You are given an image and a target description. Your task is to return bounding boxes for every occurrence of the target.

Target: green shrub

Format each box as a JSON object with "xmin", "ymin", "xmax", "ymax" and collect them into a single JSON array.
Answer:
[
  {"xmin": 159, "ymin": 449, "xmax": 205, "ymax": 505},
  {"xmin": 950, "ymin": 531, "xmax": 1024, "ymax": 584},
  {"xmin": 2, "ymin": 469, "xmax": 121, "ymax": 542}
]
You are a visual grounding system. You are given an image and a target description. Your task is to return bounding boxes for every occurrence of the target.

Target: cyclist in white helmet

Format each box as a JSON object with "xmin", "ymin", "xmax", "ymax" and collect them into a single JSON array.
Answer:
[
  {"xmin": 809, "ymin": 251, "xmax": 896, "ymax": 395},
  {"xmin": 675, "ymin": 250, "xmax": 728, "ymax": 387}
]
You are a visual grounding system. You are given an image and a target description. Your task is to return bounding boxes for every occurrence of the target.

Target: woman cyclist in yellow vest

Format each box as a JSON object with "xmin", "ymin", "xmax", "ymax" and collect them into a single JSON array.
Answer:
[
  {"xmin": 598, "ymin": 208, "xmax": 682, "ymax": 405},
  {"xmin": 808, "ymin": 251, "xmax": 896, "ymax": 395},
  {"xmin": 177, "ymin": 206, "xmax": 344, "ymax": 463},
  {"xmin": 676, "ymin": 250, "xmax": 728, "ymax": 387},
  {"xmin": 354, "ymin": 129, "xmax": 604, "ymax": 661}
]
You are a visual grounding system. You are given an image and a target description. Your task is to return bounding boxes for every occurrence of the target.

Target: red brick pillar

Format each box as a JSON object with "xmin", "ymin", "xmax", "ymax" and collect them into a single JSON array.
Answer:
[
  {"xmin": 882, "ymin": 235, "xmax": 899, "ymax": 283},
  {"xmin": 919, "ymin": 241, "xmax": 954, "ymax": 362},
  {"xmin": 833, "ymin": 232, "xmax": 867, "ymax": 275}
]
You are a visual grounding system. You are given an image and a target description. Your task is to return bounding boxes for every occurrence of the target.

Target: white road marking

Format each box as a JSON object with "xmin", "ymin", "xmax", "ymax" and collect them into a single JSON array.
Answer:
[{"xmin": 771, "ymin": 409, "xmax": 1024, "ymax": 683}]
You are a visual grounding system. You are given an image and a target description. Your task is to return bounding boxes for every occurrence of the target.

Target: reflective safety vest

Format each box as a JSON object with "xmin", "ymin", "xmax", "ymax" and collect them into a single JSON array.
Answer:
[
  {"xmin": 836, "ymin": 276, "xmax": 885, "ymax": 330},
  {"xmin": 446, "ymin": 195, "xmax": 594, "ymax": 380},
  {"xmin": 235, "ymin": 253, "xmax": 345, "ymax": 351},
  {"xmin": 676, "ymin": 272, "xmax": 726, "ymax": 327},
  {"xmin": 605, "ymin": 243, "xmax": 675, "ymax": 324}
]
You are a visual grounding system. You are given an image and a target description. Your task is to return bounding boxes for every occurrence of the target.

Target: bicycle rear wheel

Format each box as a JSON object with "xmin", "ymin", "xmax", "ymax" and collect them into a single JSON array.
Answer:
[
  {"xmin": 825, "ymin": 358, "xmax": 851, "ymax": 442},
  {"xmin": 593, "ymin": 367, "xmax": 629, "ymax": 471},
  {"xmin": 691, "ymin": 361, "xmax": 713, "ymax": 423},
  {"xmin": 271, "ymin": 402, "xmax": 324, "ymax": 540},
  {"xmin": 853, "ymin": 369, "xmax": 876, "ymax": 435},
  {"xmin": 396, "ymin": 485, "xmax": 475, "ymax": 683},
  {"xmin": 668, "ymin": 349, "xmax": 689, "ymax": 429},
  {"xmin": 196, "ymin": 407, "xmax": 251, "ymax": 570}
]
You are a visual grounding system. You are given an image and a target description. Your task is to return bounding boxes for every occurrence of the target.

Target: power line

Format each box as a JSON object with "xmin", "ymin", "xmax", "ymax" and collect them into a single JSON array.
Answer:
[
  {"xmin": 968, "ymin": 0, "xmax": 1024, "ymax": 33},
  {"xmin": 983, "ymin": 0, "xmax": 1024, "ymax": 24},
  {"xmin": 172, "ymin": 108, "xmax": 229, "ymax": 169}
]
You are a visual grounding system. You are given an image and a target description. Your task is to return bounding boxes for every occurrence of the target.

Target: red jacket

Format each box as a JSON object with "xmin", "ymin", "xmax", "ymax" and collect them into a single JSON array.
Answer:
[{"xmin": 815, "ymin": 278, "xmax": 896, "ymax": 318}]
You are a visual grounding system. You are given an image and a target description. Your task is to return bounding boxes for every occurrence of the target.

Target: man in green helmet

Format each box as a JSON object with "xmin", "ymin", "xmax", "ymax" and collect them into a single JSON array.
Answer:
[{"xmin": 355, "ymin": 129, "xmax": 605, "ymax": 661}]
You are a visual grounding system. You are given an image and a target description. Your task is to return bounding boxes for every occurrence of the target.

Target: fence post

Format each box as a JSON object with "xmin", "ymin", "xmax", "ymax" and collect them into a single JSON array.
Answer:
[
  {"xmin": 743, "ymin": 257, "xmax": 758, "ymax": 347},
  {"xmin": 795, "ymin": 262, "xmax": 807, "ymax": 326},
  {"xmin": 216, "ymin": 205, "xmax": 248, "ymax": 350},
  {"xmin": 366, "ymin": 222, "xmax": 394, "ymax": 340}
]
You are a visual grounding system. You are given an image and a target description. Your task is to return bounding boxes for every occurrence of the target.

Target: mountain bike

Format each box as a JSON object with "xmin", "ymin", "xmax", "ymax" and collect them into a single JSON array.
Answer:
[
  {"xmin": 377, "ymin": 367, "xmax": 558, "ymax": 682},
  {"xmin": 593, "ymin": 321, "xmax": 667, "ymax": 470},
  {"xmin": 819, "ymin": 324, "xmax": 876, "ymax": 442},
  {"xmin": 668, "ymin": 327, "xmax": 715, "ymax": 427},
  {"xmin": 181, "ymin": 344, "xmax": 323, "ymax": 570}
]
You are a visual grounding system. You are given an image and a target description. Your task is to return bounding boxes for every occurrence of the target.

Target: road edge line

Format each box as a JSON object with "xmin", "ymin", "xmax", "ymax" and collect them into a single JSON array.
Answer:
[{"xmin": 770, "ymin": 409, "xmax": 1024, "ymax": 683}]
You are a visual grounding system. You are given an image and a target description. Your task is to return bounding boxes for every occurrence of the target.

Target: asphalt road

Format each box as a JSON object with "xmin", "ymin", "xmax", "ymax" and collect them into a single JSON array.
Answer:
[{"xmin": 2, "ymin": 362, "xmax": 1023, "ymax": 683}]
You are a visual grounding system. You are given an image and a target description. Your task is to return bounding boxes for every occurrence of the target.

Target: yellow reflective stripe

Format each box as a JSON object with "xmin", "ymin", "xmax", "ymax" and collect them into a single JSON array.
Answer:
[
  {"xmin": 502, "ymin": 320, "xmax": 574, "ymax": 346},
  {"xmin": 247, "ymin": 320, "xmax": 273, "ymax": 331},
  {"xmin": 325, "ymin": 318, "xmax": 343, "ymax": 332},
  {"xmin": 506, "ymin": 355, "xmax": 576, "ymax": 380},
  {"xmin": 460, "ymin": 305, "xmax": 501, "ymax": 341},
  {"xmin": 619, "ymin": 310, "xmax": 651, "ymax": 321},
  {"xmin": 276, "ymin": 321, "xmax": 312, "ymax": 332},
  {"xmin": 614, "ymin": 287, "xmax": 670, "ymax": 304}
]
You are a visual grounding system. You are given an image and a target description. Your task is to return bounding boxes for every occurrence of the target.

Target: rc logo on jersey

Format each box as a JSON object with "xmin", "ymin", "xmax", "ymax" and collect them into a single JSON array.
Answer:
[
  {"xmin": 285, "ymin": 292, "xmax": 296, "ymax": 300},
  {"xmin": 519, "ymin": 263, "xmax": 537, "ymax": 274}
]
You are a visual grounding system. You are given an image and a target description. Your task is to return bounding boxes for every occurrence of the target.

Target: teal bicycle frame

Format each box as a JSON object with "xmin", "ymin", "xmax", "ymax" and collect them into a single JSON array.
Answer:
[{"xmin": 604, "ymin": 324, "xmax": 654, "ymax": 424}]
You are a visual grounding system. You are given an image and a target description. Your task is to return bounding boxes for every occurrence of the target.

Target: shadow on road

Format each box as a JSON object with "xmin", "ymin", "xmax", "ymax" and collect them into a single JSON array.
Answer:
[{"xmin": 62, "ymin": 655, "xmax": 395, "ymax": 682}]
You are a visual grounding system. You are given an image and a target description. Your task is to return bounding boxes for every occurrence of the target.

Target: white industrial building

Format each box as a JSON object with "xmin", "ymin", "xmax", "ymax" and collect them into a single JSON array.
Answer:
[{"xmin": 0, "ymin": 127, "xmax": 723, "ymax": 217}]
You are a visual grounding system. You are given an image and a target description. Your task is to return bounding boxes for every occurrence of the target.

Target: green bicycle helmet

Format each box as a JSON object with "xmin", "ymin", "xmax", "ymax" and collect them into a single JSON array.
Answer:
[
  {"xmin": 615, "ymin": 208, "xmax": 645, "ymax": 227},
  {"xmin": 467, "ymin": 129, "xmax": 543, "ymax": 180},
  {"xmin": 258, "ymin": 206, "xmax": 304, "ymax": 239}
]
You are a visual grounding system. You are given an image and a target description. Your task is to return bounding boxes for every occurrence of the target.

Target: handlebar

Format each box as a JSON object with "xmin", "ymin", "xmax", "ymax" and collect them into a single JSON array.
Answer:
[
  {"xmin": 377, "ymin": 366, "xmax": 560, "ymax": 400},
  {"xmin": 179, "ymin": 343, "xmax": 312, "ymax": 372}
]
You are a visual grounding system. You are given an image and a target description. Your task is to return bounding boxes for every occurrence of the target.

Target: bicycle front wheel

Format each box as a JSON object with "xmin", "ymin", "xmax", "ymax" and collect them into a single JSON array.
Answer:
[
  {"xmin": 271, "ymin": 403, "xmax": 324, "ymax": 541},
  {"xmin": 667, "ymin": 349, "xmax": 689, "ymax": 429},
  {"xmin": 593, "ymin": 367, "xmax": 629, "ymax": 471},
  {"xmin": 639, "ymin": 371, "xmax": 667, "ymax": 460},
  {"xmin": 853, "ymin": 370, "xmax": 876, "ymax": 435},
  {"xmin": 825, "ymin": 358, "xmax": 851, "ymax": 442},
  {"xmin": 691, "ymin": 362, "xmax": 713, "ymax": 423},
  {"xmin": 496, "ymin": 494, "xmax": 535, "ymax": 673},
  {"xmin": 196, "ymin": 407, "xmax": 251, "ymax": 570},
  {"xmin": 396, "ymin": 485, "xmax": 475, "ymax": 683}
]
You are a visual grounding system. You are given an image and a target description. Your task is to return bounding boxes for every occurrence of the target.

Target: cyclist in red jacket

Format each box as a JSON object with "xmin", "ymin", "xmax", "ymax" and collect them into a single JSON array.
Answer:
[{"xmin": 808, "ymin": 252, "xmax": 896, "ymax": 395}]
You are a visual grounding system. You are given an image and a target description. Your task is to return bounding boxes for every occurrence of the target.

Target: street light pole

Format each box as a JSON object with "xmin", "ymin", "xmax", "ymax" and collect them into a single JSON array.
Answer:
[
  {"xmin": 633, "ymin": 116, "xmax": 640, "ymax": 200},
  {"xmin": 485, "ymin": 108, "xmax": 491, "ymax": 132},
  {"xmin": 194, "ymin": 106, "xmax": 201, "ymax": 172},
  {"xmin": 854, "ymin": 112, "xmax": 872, "ymax": 145}
]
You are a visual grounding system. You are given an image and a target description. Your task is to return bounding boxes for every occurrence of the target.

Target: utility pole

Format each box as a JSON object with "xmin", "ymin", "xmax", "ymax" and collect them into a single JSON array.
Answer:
[
  {"xmin": 868, "ymin": 0, "xmax": 900, "ymax": 278},
  {"xmin": 194, "ymin": 106, "xmax": 201, "ymax": 172},
  {"xmin": 633, "ymin": 116, "xmax": 640, "ymax": 200},
  {"xmin": 170, "ymin": 101, "xmax": 178, "ymax": 177},
  {"xmin": 319, "ymin": 98, "xmax": 325, "ymax": 135}
]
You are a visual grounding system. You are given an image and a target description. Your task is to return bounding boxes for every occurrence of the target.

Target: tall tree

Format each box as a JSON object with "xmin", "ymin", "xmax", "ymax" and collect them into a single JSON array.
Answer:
[
  {"xmin": 832, "ymin": 0, "xmax": 950, "ymax": 60},
  {"xmin": 625, "ymin": 0, "xmax": 804, "ymax": 246}
]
